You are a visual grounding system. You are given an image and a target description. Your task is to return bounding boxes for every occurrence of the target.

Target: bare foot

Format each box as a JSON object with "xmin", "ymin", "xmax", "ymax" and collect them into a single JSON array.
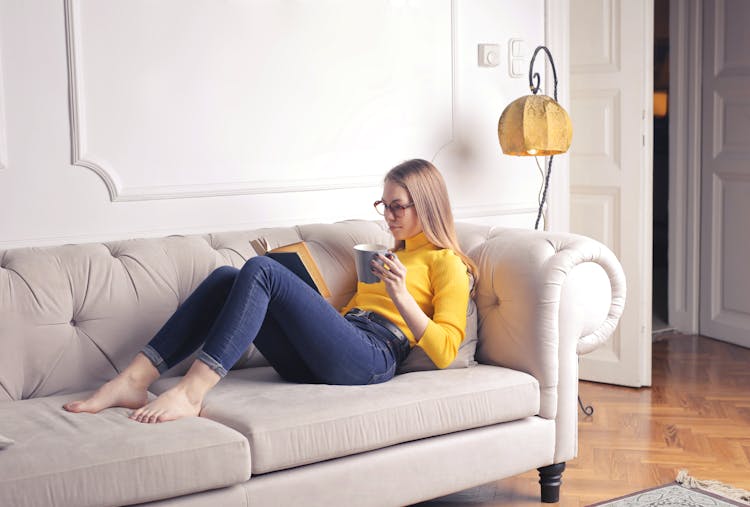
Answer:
[
  {"xmin": 129, "ymin": 386, "xmax": 202, "ymax": 424},
  {"xmin": 63, "ymin": 375, "xmax": 149, "ymax": 414}
]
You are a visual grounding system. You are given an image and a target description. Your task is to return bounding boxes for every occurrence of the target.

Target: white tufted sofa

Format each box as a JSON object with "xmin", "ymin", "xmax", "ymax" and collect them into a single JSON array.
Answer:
[{"xmin": 0, "ymin": 220, "xmax": 625, "ymax": 507}]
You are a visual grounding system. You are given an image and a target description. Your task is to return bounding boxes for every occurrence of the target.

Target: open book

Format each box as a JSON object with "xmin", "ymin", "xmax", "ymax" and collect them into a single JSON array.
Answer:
[{"xmin": 250, "ymin": 239, "xmax": 331, "ymax": 298}]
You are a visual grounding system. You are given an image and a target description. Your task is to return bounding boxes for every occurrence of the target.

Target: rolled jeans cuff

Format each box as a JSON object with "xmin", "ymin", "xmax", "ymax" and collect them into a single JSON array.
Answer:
[
  {"xmin": 197, "ymin": 350, "xmax": 229, "ymax": 378},
  {"xmin": 141, "ymin": 345, "xmax": 169, "ymax": 374}
]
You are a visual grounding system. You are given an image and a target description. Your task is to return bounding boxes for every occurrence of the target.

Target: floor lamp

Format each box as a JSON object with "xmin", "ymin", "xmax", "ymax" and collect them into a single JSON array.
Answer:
[
  {"xmin": 497, "ymin": 45, "xmax": 572, "ymax": 231},
  {"xmin": 497, "ymin": 46, "xmax": 591, "ymax": 416}
]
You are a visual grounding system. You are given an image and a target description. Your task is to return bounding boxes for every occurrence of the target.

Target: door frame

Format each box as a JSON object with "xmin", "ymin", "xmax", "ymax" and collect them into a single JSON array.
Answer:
[
  {"xmin": 545, "ymin": 0, "xmax": 571, "ymax": 233},
  {"xmin": 640, "ymin": 0, "xmax": 656, "ymax": 385},
  {"xmin": 668, "ymin": 0, "xmax": 701, "ymax": 334}
]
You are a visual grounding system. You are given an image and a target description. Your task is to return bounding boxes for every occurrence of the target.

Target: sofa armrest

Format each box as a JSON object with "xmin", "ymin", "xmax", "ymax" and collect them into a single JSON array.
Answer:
[{"xmin": 469, "ymin": 227, "xmax": 626, "ymax": 424}]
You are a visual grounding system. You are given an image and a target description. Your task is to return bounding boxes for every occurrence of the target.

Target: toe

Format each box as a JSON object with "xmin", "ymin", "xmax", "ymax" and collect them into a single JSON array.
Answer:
[{"xmin": 64, "ymin": 401, "xmax": 85, "ymax": 413}]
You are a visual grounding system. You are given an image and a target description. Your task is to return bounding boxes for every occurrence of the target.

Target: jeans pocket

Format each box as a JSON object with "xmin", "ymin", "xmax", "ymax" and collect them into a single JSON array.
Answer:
[{"xmin": 367, "ymin": 362, "xmax": 397, "ymax": 385}]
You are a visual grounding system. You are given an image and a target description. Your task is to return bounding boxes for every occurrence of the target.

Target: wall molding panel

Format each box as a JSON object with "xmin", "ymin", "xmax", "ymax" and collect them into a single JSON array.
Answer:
[
  {"xmin": 64, "ymin": 0, "xmax": 455, "ymax": 202},
  {"xmin": 454, "ymin": 202, "xmax": 539, "ymax": 219},
  {"xmin": 1, "ymin": 1, "xmax": 547, "ymax": 249},
  {"xmin": 0, "ymin": 202, "xmax": 539, "ymax": 250}
]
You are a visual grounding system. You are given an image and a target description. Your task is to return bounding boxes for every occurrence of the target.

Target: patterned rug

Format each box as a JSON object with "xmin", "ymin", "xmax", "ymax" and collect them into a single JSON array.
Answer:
[{"xmin": 587, "ymin": 471, "xmax": 750, "ymax": 507}]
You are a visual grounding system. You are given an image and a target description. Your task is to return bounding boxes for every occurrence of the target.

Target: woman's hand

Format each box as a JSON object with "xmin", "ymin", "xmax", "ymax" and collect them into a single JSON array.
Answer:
[
  {"xmin": 371, "ymin": 253, "xmax": 429, "ymax": 341},
  {"xmin": 371, "ymin": 252, "xmax": 408, "ymax": 302}
]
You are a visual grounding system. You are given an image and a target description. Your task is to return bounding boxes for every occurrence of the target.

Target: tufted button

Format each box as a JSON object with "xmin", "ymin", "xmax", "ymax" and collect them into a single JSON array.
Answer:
[
  {"xmin": 70, "ymin": 319, "xmax": 77, "ymax": 326},
  {"xmin": 105, "ymin": 245, "xmax": 119, "ymax": 258}
]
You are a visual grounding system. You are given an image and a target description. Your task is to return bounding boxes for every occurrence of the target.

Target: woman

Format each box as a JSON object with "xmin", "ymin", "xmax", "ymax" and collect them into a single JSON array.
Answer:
[{"xmin": 63, "ymin": 159, "xmax": 478, "ymax": 423}]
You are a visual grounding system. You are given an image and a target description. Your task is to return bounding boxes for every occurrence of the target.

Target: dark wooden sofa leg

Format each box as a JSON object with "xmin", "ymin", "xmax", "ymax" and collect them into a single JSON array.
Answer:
[{"xmin": 538, "ymin": 462, "xmax": 566, "ymax": 503}]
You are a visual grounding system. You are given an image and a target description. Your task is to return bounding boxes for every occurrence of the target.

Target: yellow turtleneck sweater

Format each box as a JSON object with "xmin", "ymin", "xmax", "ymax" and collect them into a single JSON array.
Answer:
[{"xmin": 340, "ymin": 232, "xmax": 470, "ymax": 369}]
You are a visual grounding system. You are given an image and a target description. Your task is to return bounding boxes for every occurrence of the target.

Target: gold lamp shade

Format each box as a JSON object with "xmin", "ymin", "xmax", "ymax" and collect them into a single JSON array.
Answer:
[{"xmin": 498, "ymin": 94, "xmax": 573, "ymax": 156}]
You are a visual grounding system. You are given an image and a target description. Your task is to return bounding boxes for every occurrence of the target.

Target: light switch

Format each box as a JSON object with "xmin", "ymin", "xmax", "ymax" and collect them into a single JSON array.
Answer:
[
  {"xmin": 508, "ymin": 38, "xmax": 528, "ymax": 78},
  {"xmin": 511, "ymin": 39, "xmax": 527, "ymax": 57},
  {"xmin": 478, "ymin": 43, "xmax": 500, "ymax": 67}
]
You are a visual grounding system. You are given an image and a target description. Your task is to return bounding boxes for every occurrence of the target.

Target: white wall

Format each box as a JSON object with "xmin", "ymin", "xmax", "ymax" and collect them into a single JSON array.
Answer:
[{"xmin": 0, "ymin": 0, "xmax": 547, "ymax": 249}]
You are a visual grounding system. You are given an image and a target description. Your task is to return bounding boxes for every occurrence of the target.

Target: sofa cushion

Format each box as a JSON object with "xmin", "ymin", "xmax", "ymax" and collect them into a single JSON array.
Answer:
[
  {"xmin": 0, "ymin": 393, "xmax": 252, "ymax": 507},
  {"xmin": 150, "ymin": 364, "xmax": 539, "ymax": 474},
  {"xmin": 398, "ymin": 295, "xmax": 479, "ymax": 372}
]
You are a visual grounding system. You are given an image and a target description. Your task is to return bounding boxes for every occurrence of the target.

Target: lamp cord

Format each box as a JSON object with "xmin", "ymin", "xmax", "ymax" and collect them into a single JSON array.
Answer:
[
  {"xmin": 534, "ymin": 156, "xmax": 545, "ymax": 204},
  {"xmin": 534, "ymin": 155, "xmax": 553, "ymax": 230}
]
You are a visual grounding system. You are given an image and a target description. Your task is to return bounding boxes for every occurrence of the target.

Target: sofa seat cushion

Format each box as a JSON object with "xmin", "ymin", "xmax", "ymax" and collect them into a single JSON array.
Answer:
[
  {"xmin": 0, "ymin": 393, "xmax": 252, "ymax": 507},
  {"xmin": 150, "ymin": 364, "xmax": 539, "ymax": 474}
]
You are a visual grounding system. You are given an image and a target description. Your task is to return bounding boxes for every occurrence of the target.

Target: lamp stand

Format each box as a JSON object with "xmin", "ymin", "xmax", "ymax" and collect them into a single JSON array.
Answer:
[
  {"xmin": 527, "ymin": 45, "xmax": 560, "ymax": 232},
  {"xmin": 528, "ymin": 46, "xmax": 590, "ymax": 416}
]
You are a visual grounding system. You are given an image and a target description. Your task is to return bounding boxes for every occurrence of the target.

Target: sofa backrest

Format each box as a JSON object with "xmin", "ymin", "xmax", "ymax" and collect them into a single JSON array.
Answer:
[{"xmin": 2, "ymin": 219, "xmax": 543, "ymax": 403}]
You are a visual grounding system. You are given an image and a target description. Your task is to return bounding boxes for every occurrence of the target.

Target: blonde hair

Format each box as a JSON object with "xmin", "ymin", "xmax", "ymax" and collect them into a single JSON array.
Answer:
[{"xmin": 385, "ymin": 159, "xmax": 479, "ymax": 286}]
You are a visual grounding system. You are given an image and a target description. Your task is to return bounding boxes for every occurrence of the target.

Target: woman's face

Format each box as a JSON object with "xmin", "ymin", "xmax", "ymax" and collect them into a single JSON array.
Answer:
[{"xmin": 381, "ymin": 180, "xmax": 423, "ymax": 241}]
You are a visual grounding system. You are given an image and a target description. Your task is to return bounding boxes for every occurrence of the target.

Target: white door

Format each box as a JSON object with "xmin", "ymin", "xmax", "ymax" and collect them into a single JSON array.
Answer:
[
  {"xmin": 699, "ymin": 0, "xmax": 750, "ymax": 348},
  {"xmin": 569, "ymin": 0, "xmax": 653, "ymax": 387}
]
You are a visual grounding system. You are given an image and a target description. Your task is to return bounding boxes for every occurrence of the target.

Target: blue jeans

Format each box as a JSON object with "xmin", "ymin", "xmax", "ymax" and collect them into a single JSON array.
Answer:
[{"xmin": 141, "ymin": 256, "xmax": 399, "ymax": 385}]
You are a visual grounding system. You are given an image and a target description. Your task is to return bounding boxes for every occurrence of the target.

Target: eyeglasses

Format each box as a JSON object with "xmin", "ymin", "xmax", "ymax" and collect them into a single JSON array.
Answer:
[{"xmin": 374, "ymin": 200, "xmax": 414, "ymax": 217}]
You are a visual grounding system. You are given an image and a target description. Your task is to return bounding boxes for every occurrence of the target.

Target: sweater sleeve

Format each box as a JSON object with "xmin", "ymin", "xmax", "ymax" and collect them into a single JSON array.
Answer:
[{"xmin": 416, "ymin": 250, "xmax": 470, "ymax": 369}]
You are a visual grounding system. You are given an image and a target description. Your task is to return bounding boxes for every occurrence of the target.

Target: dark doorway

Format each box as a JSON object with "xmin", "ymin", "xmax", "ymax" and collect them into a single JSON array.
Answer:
[{"xmin": 653, "ymin": 0, "xmax": 670, "ymax": 332}]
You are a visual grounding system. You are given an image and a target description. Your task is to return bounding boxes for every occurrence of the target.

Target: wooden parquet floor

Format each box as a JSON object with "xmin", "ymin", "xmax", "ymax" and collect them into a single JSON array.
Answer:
[{"xmin": 415, "ymin": 334, "xmax": 750, "ymax": 506}]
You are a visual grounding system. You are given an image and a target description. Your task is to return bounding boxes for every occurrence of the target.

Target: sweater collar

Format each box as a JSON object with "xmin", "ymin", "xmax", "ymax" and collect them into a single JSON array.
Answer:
[{"xmin": 404, "ymin": 231, "xmax": 431, "ymax": 251}]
